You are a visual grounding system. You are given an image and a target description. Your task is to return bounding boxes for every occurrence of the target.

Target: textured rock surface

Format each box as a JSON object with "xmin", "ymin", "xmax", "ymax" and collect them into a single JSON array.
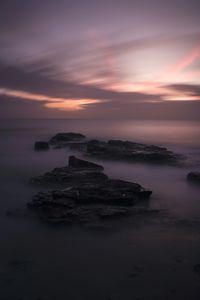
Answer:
[
  {"xmin": 29, "ymin": 156, "xmax": 152, "ymax": 224},
  {"xmin": 46, "ymin": 132, "xmax": 183, "ymax": 165},
  {"xmin": 86, "ymin": 139, "xmax": 181, "ymax": 164},
  {"xmin": 49, "ymin": 132, "xmax": 86, "ymax": 147},
  {"xmin": 29, "ymin": 180, "xmax": 152, "ymax": 224},
  {"xmin": 31, "ymin": 156, "xmax": 107, "ymax": 185}
]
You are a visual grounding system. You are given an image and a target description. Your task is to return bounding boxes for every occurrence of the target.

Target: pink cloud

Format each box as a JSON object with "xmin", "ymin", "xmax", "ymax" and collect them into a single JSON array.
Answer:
[{"xmin": 168, "ymin": 42, "xmax": 200, "ymax": 74}]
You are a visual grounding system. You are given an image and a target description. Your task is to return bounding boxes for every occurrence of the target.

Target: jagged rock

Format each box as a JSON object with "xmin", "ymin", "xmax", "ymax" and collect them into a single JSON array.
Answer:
[
  {"xmin": 28, "ymin": 179, "xmax": 152, "ymax": 224},
  {"xmin": 31, "ymin": 156, "xmax": 107, "ymax": 185},
  {"xmin": 86, "ymin": 139, "xmax": 181, "ymax": 164},
  {"xmin": 47, "ymin": 132, "xmax": 182, "ymax": 165},
  {"xmin": 29, "ymin": 156, "xmax": 152, "ymax": 224},
  {"xmin": 49, "ymin": 132, "xmax": 86, "ymax": 147},
  {"xmin": 68, "ymin": 155, "xmax": 104, "ymax": 170},
  {"xmin": 49, "ymin": 179, "xmax": 151, "ymax": 205},
  {"xmin": 187, "ymin": 172, "xmax": 200, "ymax": 183},
  {"xmin": 28, "ymin": 194, "xmax": 133, "ymax": 224},
  {"xmin": 31, "ymin": 167, "xmax": 108, "ymax": 185},
  {"xmin": 34, "ymin": 141, "xmax": 49, "ymax": 151},
  {"xmin": 65, "ymin": 142, "xmax": 87, "ymax": 151}
]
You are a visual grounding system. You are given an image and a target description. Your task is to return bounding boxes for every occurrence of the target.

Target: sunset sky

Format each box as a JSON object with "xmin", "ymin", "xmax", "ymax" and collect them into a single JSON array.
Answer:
[{"xmin": 0, "ymin": 0, "xmax": 200, "ymax": 119}]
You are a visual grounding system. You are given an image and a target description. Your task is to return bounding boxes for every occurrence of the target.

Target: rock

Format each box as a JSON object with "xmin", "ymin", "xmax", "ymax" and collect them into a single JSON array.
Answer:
[
  {"xmin": 31, "ymin": 168, "xmax": 108, "ymax": 186},
  {"xmin": 29, "ymin": 178, "xmax": 152, "ymax": 224},
  {"xmin": 68, "ymin": 155, "xmax": 104, "ymax": 170},
  {"xmin": 97, "ymin": 207, "xmax": 131, "ymax": 219},
  {"xmin": 56, "ymin": 179, "xmax": 151, "ymax": 205},
  {"xmin": 47, "ymin": 132, "xmax": 182, "ymax": 165},
  {"xmin": 28, "ymin": 193, "xmax": 150, "ymax": 224},
  {"xmin": 34, "ymin": 141, "xmax": 49, "ymax": 151},
  {"xmin": 49, "ymin": 132, "xmax": 86, "ymax": 147},
  {"xmin": 66, "ymin": 142, "xmax": 87, "ymax": 151},
  {"xmin": 86, "ymin": 139, "xmax": 181, "ymax": 164},
  {"xmin": 31, "ymin": 155, "xmax": 107, "ymax": 185},
  {"xmin": 187, "ymin": 172, "xmax": 200, "ymax": 183},
  {"xmin": 29, "ymin": 155, "xmax": 152, "ymax": 224},
  {"xmin": 30, "ymin": 178, "xmax": 151, "ymax": 206}
]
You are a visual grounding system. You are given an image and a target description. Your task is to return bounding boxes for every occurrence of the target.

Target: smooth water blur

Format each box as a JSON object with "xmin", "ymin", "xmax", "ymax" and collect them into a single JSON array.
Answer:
[
  {"xmin": 1, "ymin": 119, "xmax": 200, "ymax": 147},
  {"xmin": 0, "ymin": 119, "xmax": 200, "ymax": 300}
]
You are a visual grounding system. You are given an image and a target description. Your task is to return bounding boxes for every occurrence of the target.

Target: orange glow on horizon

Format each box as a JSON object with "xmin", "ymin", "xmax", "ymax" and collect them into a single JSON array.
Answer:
[
  {"xmin": 0, "ymin": 88, "xmax": 101, "ymax": 111},
  {"xmin": 45, "ymin": 98, "xmax": 101, "ymax": 111}
]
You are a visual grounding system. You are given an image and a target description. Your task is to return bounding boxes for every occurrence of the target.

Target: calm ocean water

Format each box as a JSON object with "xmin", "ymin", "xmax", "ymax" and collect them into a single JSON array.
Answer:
[{"xmin": 0, "ymin": 119, "xmax": 200, "ymax": 300}]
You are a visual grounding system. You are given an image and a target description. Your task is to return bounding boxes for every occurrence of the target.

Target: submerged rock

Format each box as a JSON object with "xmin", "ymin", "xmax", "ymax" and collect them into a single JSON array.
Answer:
[
  {"xmin": 86, "ymin": 139, "xmax": 181, "ymax": 164},
  {"xmin": 34, "ymin": 141, "xmax": 49, "ymax": 151},
  {"xmin": 187, "ymin": 172, "xmax": 200, "ymax": 184},
  {"xmin": 29, "ymin": 156, "xmax": 152, "ymax": 224},
  {"xmin": 49, "ymin": 132, "xmax": 86, "ymax": 147}
]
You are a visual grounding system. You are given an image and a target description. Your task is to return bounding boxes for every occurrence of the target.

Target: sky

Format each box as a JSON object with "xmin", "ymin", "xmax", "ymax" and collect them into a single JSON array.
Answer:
[{"xmin": 0, "ymin": 0, "xmax": 200, "ymax": 119}]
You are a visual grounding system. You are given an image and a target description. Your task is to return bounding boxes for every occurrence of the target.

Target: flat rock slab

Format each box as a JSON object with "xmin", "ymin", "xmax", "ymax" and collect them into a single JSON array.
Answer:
[
  {"xmin": 37, "ymin": 132, "xmax": 183, "ymax": 165},
  {"xmin": 49, "ymin": 132, "xmax": 86, "ymax": 147},
  {"xmin": 86, "ymin": 139, "xmax": 181, "ymax": 164}
]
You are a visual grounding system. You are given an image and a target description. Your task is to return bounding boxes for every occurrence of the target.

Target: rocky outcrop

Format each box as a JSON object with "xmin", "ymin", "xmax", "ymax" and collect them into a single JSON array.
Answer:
[
  {"xmin": 86, "ymin": 139, "xmax": 181, "ymax": 164},
  {"xmin": 68, "ymin": 155, "xmax": 104, "ymax": 171},
  {"xmin": 28, "ymin": 191, "xmax": 133, "ymax": 224},
  {"xmin": 49, "ymin": 132, "xmax": 86, "ymax": 147},
  {"xmin": 34, "ymin": 141, "xmax": 49, "ymax": 151},
  {"xmin": 29, "ymin": 156, "xmax": 152, "ymax": 224},
  {"xmin": 31, "ymin": 155, "xmax": 107, "ymax": 186},
  {"xmin": 187, "ymin": 172, "xmax": 200, "ymax": 184},
  {"xmin": 29, "ymin": 180, "xmax": 152, "ymax": 224},
  {"xmin": 45, "ymin": 132, "xmax": 182, "ymax": 165}
]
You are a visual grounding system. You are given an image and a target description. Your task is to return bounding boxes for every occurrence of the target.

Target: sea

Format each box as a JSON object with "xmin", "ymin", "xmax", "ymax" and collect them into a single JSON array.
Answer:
[{"xmin": 0, "ymin": 119, "xmax": 200, "ymax": 300}]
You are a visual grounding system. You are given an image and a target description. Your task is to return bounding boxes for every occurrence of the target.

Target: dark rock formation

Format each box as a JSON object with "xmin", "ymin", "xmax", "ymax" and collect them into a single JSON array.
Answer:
[
  {"xmin": 28, "ymin": 194, "xmax": 133, "ymax": 224},
  {"xmin": 86, "ymin": 139, "xmax": 181, "ymax": 164},
  {"xmin": 187, "ymin": 172, "xmax": 200, "ymax": 184},
  {"xmin": 49, "ymin": 132, "xmax": 86, "ymax": 147},
  {"xmin": 29, "ymin": 156, "xmax": 152, "ymax": 224},
  {"xmin": 34, "ymin": 141, "xmax": 49, "ymax": 151},
  {"xmin": 28, "ymin": 180, "xmax": 152, "ymax": 224},
  {"xmin": 68, "ymin": 155, "xmax": 104, "ymax": 170},
  {"xmin": 46, "ymin": 132, "xmax": 182, "ymax": 165},
  {"xmin": 31, "ymin": 155, "xmax": 107, "ymax": 185}
]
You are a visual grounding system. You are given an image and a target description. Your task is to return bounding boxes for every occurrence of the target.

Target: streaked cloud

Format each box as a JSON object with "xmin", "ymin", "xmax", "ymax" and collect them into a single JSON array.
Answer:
[{"xmin": 0, "ymin": 0, "xmax": 200, "ymax": 119}]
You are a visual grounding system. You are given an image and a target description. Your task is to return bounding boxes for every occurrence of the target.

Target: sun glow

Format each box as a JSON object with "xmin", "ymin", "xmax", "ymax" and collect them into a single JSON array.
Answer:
[
  {"xmin": 0, "ymin": 88, "xmax": 100, "ymax": 111},
  {"xmin": 45, "ymin": 98, "xmax": 101, "ymax": 111}
]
